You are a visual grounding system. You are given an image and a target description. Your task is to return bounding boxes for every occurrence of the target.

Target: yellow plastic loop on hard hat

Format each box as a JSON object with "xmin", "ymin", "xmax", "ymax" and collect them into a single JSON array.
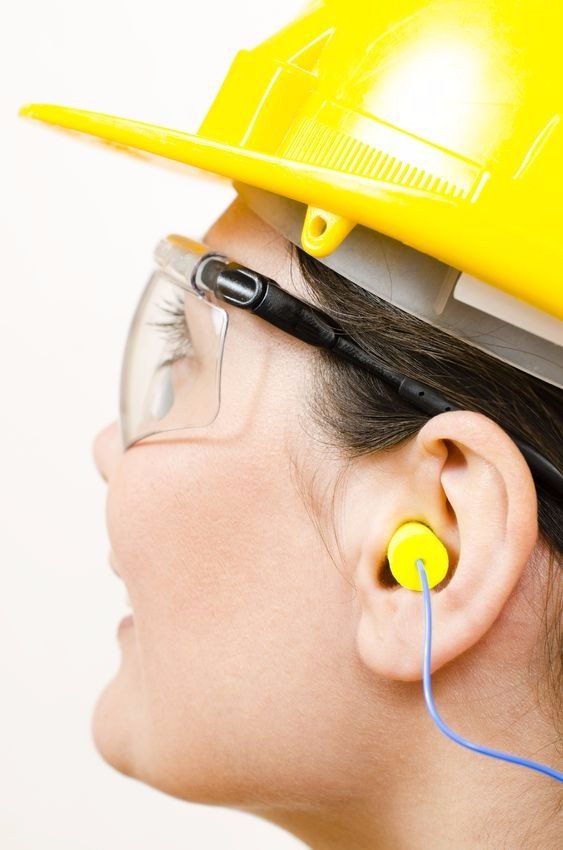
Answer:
[
  {"xmin": 386, "ymin": 521, "xmax": 449, "ymax": 591},
  {"xmin": 301, "ymin": 206, "xmax": 356, "ymax": 257}
]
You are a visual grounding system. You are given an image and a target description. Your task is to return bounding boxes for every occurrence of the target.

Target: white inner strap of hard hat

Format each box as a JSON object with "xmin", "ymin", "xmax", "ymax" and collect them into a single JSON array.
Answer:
[
  {"xmin": 235, "ymin": 182, "xmax": 562, "ymax": 390},
  {"xmin": 453, "ymin": 273, "xmax": 562, "ymax": 346}
]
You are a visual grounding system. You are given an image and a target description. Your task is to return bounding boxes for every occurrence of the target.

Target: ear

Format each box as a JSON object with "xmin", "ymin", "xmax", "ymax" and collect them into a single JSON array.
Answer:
[{"xmin": 354, "ymin": 411, "xmax": 539, "ymax": 681}]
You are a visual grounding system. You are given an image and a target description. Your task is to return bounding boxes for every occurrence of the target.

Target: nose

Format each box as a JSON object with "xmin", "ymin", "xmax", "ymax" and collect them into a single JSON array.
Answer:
[{"xmin": 92, "ymin": 420, "xmax": 122, "ymax": 483}]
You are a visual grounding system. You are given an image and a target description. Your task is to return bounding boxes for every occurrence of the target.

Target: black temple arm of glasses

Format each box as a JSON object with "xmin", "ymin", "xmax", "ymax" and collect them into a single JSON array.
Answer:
[{"xmin": 201, "ymin": 259, "xmax": 563, "ymax": 498}]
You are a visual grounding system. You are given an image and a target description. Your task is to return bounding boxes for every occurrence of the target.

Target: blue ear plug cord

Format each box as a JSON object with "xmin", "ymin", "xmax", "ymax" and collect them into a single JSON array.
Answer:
[{"xmin": 415, "ymin": 559, "xmax": 563, "ymax": 783}]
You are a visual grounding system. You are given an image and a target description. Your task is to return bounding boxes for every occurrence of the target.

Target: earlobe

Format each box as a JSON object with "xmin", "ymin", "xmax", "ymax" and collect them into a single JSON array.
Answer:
[{"xmin": 354, "ymin": 411, "xmax": 538, "ymax": 682}]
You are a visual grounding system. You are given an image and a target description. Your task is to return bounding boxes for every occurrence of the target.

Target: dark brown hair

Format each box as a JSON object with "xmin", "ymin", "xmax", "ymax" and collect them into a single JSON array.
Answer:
[{"xmin": 295, "ymin": 247, "xmax": 562, "ymax": 732}]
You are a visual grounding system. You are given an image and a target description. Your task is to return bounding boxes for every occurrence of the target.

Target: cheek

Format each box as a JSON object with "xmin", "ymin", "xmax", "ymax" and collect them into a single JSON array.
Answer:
[{"xmin": 100, "ymin": 437, "xmax": 367, "ymax": 805}]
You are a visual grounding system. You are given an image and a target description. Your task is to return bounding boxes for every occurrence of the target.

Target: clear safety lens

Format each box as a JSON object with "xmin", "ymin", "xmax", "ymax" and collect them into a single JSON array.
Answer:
[{"xmin": 119, "ymin": 247, "xmax": 228, "ymax": 450}]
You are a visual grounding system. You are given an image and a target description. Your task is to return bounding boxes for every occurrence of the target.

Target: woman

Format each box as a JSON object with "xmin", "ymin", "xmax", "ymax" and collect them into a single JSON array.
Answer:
[{"xmin": 20, "ymin": 1, "xmax": 562, "ymax": 847}]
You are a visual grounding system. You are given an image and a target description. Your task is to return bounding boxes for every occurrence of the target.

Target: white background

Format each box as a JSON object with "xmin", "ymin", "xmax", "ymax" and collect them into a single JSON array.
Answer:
[{"xmin": 1, "ymin": 2, "xmax": 306, "ymax": 848}]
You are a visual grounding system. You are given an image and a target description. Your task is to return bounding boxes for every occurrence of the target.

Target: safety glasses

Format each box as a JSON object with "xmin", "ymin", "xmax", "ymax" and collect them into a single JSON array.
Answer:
[
  {"xmin": 120, "ymin": 237, "xmax": 228, "ymax": 450},
  {"xmin": 119, "ymin": 235, "xmax": 562, "ymax": 497}
]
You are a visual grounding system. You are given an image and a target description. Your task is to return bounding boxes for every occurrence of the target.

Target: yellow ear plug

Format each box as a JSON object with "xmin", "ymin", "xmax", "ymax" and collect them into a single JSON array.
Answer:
[{"xmin": 386, "ymin": 521, "xmax": 449, "ymax": 591}]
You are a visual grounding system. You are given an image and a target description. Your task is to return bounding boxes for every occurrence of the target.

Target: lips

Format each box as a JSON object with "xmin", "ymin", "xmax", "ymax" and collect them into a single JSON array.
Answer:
[{"xmin": 118, "ymin": 613, "xmax": 134, "ymax": 637}]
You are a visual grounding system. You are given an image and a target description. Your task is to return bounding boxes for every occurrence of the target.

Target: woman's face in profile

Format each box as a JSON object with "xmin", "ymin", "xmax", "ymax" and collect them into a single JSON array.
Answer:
[{"xmin": 91, "ymin": 198, "xmax": 381, "ymax": 807}]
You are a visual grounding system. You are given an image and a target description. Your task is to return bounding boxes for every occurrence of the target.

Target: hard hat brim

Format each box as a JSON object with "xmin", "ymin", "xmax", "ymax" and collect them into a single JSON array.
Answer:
[
  {"xmin": 20, "ymin": 103, "xmax": 380, "ymax": 198},
  {"xmin": 18, "ymin": 103, "xmax": 563, "ymax": 322}
]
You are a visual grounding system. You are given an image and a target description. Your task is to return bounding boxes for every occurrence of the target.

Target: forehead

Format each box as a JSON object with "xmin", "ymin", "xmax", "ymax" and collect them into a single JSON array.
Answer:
[{"xmin": 203, "ymin": 197, "xmax": 307, "ymax": 299}]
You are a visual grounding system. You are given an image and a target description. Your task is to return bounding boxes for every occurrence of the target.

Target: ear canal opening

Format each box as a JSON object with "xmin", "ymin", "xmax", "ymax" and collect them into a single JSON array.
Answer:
[{"xmin": 378, "ymin": 555, "xmax": 399, "ymax": 588}]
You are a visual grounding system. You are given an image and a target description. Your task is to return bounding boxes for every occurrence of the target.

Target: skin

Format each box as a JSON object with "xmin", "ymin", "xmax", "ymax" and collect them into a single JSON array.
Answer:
[{"xmin": 92, "ymin": 198, "xmax": 562, "ymax": 850}]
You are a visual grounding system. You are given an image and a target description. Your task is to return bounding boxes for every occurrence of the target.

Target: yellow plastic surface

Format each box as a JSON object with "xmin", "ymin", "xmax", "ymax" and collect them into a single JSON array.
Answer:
[
  {"xmin": 386, "ymin": 521, "xmax": 449, "ymax": 591},
  {"xmin": 19, "ymin": 1, "xmax": 563, "ymax": 319}
]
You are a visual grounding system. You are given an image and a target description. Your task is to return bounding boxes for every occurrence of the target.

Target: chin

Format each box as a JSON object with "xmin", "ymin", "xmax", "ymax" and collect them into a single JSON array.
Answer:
[
  {"xmin": 91, "ymin": 674, "xmax": 250, "ymax": 807},
  {"xmin": 90, "ymin": 648, "xmax": 144, "ymax": 781},
  {"xmin": 90, "ymin": 662, "xmax": 199, "ymax": 802},
  {"xmin": 89, "ymin": 637, "xmax": 273, "ymax": 807}
]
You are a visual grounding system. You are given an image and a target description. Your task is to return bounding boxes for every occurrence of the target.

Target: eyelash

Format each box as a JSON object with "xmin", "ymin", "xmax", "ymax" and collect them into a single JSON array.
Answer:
[{"xmin": 149, "ymin": 284, "xmax": 194, "ymax": 360}]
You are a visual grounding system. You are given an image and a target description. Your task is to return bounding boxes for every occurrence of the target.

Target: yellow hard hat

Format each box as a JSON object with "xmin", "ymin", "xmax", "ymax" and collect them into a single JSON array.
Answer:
[{"xmin": 19, "ymin": 0, "xmax": 562, "ymax": 381}]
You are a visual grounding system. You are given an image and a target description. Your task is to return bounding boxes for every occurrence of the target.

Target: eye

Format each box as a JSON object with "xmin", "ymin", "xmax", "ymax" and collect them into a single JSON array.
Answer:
[{"xmin": 149, "ymin": 283, "xmax": 195, "ymax": 362}]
